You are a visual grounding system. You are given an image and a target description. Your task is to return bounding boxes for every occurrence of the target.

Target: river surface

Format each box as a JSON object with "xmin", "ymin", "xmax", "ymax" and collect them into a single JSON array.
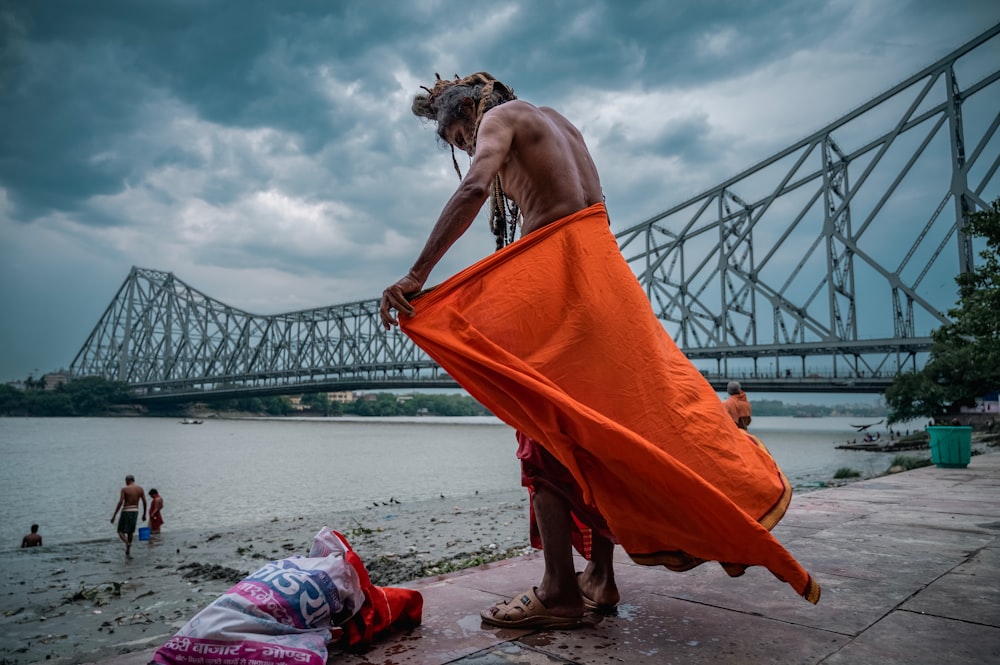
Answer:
[{"xmin": 0, "ymin": 415, "xmax": 916, "ymax": 551}]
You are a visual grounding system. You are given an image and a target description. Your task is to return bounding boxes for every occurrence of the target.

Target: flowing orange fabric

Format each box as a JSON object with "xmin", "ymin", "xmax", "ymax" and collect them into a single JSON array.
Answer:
[{"xmin": 400, "ymin": 202, "xmax": 820, "ymax": 604}]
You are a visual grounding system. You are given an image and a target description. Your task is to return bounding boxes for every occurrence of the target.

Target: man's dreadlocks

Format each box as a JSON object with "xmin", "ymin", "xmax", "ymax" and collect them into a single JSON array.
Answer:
[{"xmin": 412, "ymin": 72, "xmax": 520, "ymax": 250}]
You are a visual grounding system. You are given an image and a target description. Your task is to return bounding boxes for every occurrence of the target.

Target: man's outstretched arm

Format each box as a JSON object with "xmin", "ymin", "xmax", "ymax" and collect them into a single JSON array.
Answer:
[{"xmin": 380, "ymin": 111, "xmax": 515, "ymax": 328}]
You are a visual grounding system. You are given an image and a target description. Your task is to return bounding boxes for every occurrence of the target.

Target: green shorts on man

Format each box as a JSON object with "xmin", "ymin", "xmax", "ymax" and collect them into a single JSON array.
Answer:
[{"xmin": 117, "ymin": 509, "xmax": 138, "ymax": 535}]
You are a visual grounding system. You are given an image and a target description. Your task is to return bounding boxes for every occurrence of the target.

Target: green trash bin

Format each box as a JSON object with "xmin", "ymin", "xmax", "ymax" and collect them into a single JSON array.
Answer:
[{"xmin": 926, "ymin": 426, "xmax": 972, "ymax": 468}]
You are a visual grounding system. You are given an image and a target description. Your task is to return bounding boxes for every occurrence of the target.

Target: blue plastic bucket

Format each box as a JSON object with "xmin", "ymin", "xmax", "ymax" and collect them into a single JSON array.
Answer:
[{"xmin": 138, "ymin": 526, "xmax": 151, "ymax": 541}]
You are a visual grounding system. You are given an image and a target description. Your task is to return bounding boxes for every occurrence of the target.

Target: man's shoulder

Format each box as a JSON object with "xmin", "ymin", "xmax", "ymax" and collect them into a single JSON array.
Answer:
[
  {"xmin": 499, "ymin": 99, "xmax": 535, "ymax": 111},
  {"xmin": 490, "ymin": 100, "xmax": 552, "ymax": 119},
  {"xmin": 487, "ymin": 101, "xmax": 573, "ymax": 138}
]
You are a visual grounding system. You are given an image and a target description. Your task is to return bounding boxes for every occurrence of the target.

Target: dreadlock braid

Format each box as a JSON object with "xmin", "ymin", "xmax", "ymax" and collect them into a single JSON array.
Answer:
[
  {"xmin": 489, "ymin": 175, "xmax": 520, "ymax": 249},
  {"xmin": 412, "ymin": 72, "xmax": 521, "ymax": 250}
]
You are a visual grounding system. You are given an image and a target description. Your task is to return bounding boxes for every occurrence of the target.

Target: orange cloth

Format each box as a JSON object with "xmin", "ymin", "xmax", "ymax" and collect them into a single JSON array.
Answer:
[
  {"xmin": 723, "ymin": 392, "xmax": 753, "ymax": 429},
  {"xmin": 336, "ymin": 531, "xmax": 424, "ymax": 649},
  {"xmin": 400, "ymin": 202, "xmax": 820, "ymax": 604}
]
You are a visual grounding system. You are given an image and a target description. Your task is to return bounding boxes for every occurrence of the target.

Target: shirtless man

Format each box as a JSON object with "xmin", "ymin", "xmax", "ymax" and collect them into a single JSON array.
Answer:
[
  {"xmin": 21, "ymin": 524, "xmax": 42, "ymax": 548},
  {"xmin": 380, "ymin": 73, "xmax": 618, "ymax": 628},
  {"xmin": 110, "ymin": 474, "xmax": 147, "ymax": 557}
]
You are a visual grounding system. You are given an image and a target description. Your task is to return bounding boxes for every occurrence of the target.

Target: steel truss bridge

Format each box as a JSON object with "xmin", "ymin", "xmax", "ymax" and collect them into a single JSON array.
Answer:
[{"xmin": 70, "ymin": 25, "xmax": 1000, "ymax": 403}]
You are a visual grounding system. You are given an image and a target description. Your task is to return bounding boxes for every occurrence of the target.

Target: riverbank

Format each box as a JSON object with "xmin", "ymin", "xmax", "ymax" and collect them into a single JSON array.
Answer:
[
  {"xmin": 35, "ymin": 453, "xmax": 1000, "ymax": 665},
  {"xmin": 835, "ymin": 428, "xmax": 999, "ymax": 452},
  {"xmin": 4, "ymin": 429, "xmax": 996, "ymax": 664},
  {"xmin": 0, "ymin": 489, "xmax": 530, "ymax": 665},
  {"xmin": 0, "ymin": 461, "xmax": 920, "ymax": 665}
]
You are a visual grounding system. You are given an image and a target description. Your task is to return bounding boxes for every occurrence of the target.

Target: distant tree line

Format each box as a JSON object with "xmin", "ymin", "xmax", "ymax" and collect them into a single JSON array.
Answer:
[
  {"xmin": 0, "ymin": 376, "xmax": 133, "ymax": 416},
  {"xmin": 751, "ymin": 399, "xmax": 886, "ymax": 418},
  {"xmin": 215, "ymin": 391, "xmax": 492, "ymax": 418},
  {"xmin": 0, "ymin": 379, "xmax": 492, "ymax": 418}
]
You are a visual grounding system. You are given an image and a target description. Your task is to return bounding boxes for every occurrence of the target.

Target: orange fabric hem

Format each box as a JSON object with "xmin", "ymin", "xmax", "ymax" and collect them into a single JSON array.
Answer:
[
  {"xmin": 401, "ymin": 202, "xmax": 820, "ymax": 604},
  {"xmin": 748, "ymin": 433, "xmax": 794, "ymax": 531}
]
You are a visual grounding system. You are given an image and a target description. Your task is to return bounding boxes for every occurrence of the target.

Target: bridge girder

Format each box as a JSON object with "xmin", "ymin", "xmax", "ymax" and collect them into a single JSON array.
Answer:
[
  {"xmin": 617, "ymin": 23, "xmax": 999, "ymax": 379},
  {"xmin": 69, "ymin": 25, "xmax": 1000, "ymax": 401}
]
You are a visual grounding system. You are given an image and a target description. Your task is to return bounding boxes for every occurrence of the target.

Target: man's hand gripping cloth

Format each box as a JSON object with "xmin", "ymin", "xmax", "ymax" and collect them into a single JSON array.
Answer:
[
  {"xmin": 400, "ymin": 202, "xmax": 820, "ymax": 604},
  {"xmin": 151, "ymin": 527, "xmax": 423, "ymax": 665}
]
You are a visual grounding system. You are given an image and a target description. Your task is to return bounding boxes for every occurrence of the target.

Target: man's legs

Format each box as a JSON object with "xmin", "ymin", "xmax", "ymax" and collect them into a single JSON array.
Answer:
[
  {"xmin": 532, "ymin": 487, "xmax": 619, "ymax": 615},
  {"xmin": 485, "ymin": 432, "xmax": 620, "ymax": 626},
  {"xmin": 116, "ymin": 511, "xmax": 136, "ymax": 557},
  {"xmin": 531, "ymin": 487, "xmax": 582, "ymax": 616},
  {"xmin": 578, "ymin": 527, "xmax": 619, "ymax": 609},
  {"xmin": 117, "ymin": 530, "xmax": 131, "ymax": 556}
]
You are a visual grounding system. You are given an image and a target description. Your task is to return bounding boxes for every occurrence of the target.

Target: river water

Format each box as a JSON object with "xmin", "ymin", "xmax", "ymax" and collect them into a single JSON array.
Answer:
[{"xmin": 0, "ymin": 415, "xmax": 916, "ymax": 551}]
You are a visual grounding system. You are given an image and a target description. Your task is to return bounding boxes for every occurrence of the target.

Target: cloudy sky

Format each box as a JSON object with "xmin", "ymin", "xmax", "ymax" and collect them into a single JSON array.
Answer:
[{"xmin": 1, "ymin": 0, "xmax": 998, "ymax": 383}]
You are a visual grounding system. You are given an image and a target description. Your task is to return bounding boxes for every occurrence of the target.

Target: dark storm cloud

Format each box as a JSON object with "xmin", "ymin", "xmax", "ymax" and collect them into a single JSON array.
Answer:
[
  {"xmin": 1, "ymin": 0, "xmax": 998, "ymax": 381},
  {"xmin": 0, "ymin": 1, "xmax": 419, "ymax": 221},
  {"xmin": 0, "ymin": 0, "xmax": 968, "ymax": 223},
  {"xmin": 0, "ymin": 0, "xmax": 834, "ymax": 220}
]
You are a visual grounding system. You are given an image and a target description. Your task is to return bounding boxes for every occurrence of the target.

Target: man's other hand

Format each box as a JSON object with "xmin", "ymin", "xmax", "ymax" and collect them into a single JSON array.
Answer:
[{"xmin": 380, "ymin": 274, "xmax": 422, "ymax": 329}]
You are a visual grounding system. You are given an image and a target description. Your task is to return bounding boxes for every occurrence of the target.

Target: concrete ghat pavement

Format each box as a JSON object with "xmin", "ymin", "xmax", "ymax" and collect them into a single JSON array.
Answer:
[{"xmin": 91, "ymin": 452, "xmax": 1000, "ymax": 665}]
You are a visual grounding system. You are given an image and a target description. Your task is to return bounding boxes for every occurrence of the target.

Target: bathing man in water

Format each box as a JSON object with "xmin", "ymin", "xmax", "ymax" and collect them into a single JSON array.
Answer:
[
  {"xmin": 21, "ymin": 523, "xmax": 42, "ymax": 548},
  {"xmin": 111, "ymin": 474, "xmax": 147, "ymax": 557}
]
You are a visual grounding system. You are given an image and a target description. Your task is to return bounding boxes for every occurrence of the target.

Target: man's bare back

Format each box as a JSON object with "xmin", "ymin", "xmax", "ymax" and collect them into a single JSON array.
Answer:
[
  {"xmin": 474, "ymin": 101, "xmax": 604, "ymax": 234},
  {"xmin": 121, "ymin": 482, "xmax": 144, "ymax": 508}
]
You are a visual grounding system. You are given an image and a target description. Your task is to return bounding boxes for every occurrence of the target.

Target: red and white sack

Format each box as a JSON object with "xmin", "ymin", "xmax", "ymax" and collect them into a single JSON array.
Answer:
[{"xmin": 151, "ymin": 527, "xmax": 364, "ymax": 665}]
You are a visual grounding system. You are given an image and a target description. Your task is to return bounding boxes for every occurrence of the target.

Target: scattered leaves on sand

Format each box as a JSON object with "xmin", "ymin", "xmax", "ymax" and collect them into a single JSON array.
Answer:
[
  {"xmin": 37, "ymin": 634, "xmax": 69, "ymax": 644},
  {"xmin": 67, "ymin": 581, "xmax": 122, "ymax": 606},
  {"xmin": 113, "ymin": 611, "xmax": 153, "ymax": 625},
  {"xmin": 361, "ymin": 545, "xmax": 531, "ymax": 586},
  {"xmin": 346, "ymin": 517, "xmax": 384, "ymax": 538},
  {"xmin": 178, "ymin": 562, "xmax": 246, "ymax": 584}
]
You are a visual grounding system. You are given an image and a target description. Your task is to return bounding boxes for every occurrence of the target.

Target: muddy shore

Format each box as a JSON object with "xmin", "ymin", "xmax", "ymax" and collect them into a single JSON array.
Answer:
[
  {"xmin": 8, "ymin": 434, "xmax": 996, "ymax": 664},
  {"xmin": 0, "ymin": 489, "xmax": 530, "ymax": 664}
]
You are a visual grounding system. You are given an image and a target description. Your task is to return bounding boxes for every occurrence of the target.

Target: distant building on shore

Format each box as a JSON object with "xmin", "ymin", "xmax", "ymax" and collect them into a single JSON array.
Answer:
[
  {"xmin": 959, "ymin": 391, "xmax": 1000, "ymax": 415},
  {"xmin": 42, "ymin": 373, "xmax": 68, "ymax": 390}
]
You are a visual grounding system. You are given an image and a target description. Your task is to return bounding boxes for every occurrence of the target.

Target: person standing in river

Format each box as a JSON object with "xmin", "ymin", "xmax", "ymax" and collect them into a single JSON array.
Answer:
[
  {"xmin": 110, "ymin": 474, "xmax": 147, "ymax": 557},
  {"xmin": 21, "ymin": 523, "xmax": 42, "ymax": 548},
  {"xmin": 722, "ymin": 380, "xmax": 753, "ymax": 430},
  {"xmin": 149, "ymin": 488, "xmax": 164, "ymax": 534}
]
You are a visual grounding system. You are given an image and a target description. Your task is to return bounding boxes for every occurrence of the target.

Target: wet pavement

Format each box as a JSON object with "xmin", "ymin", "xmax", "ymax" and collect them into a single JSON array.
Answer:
[{"xmin": 88, "ymin": 451, "xmax": 1000, "ymax": 664}]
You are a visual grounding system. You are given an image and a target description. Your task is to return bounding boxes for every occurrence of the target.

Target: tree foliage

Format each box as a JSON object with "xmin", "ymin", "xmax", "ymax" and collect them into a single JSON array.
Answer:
[
  {"xmin": 343, "ymin": 392, "xmax": 490, "ymax": 417},
  {"xmin": 0, "ymin": 376, "xmax": 134, "ymax": 416},
  {"xmin": 219, "ymin": 395, "xmax": 295, "ymax": 415},
  {"xmin": 885, "ymin": 199, "xmax": 1000, "ymax": 423},
  {"xmin": 300, "ymin": 391, "xmax": 341, "ymax": 416}
]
